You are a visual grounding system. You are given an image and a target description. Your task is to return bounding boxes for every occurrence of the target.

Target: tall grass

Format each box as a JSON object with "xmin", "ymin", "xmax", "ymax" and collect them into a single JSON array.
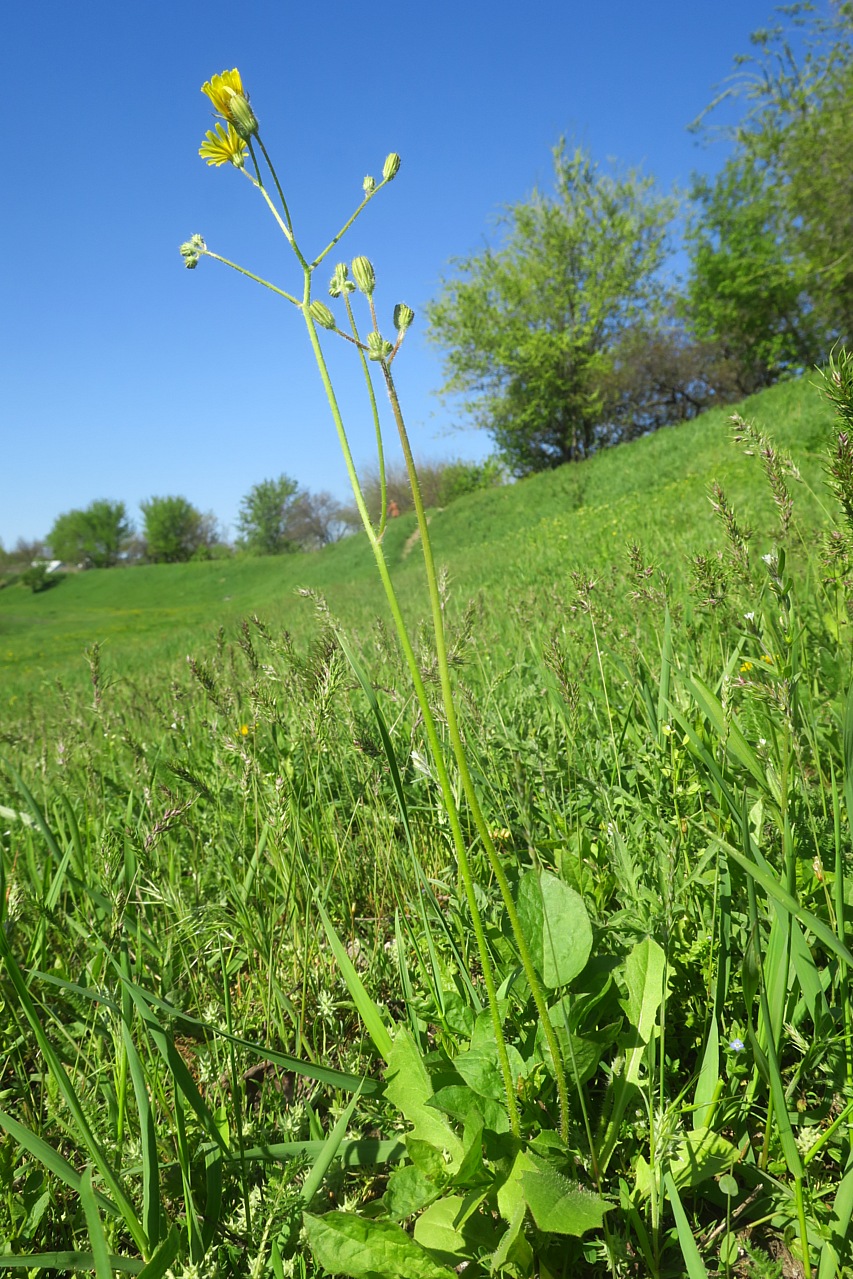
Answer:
[{"xmin": 2, "ymin": 367, "xmax": 853, "ymax": 1275}]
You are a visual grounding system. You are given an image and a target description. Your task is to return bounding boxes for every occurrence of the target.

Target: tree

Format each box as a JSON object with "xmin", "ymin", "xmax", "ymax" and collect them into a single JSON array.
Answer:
[
  {"xmin": 687, "ymin": 4, "xmax": 853, "ymax": 362},
  {"xmin": 683, "ymin": 155, "xmax": 821, "ymax": 394},
  {"xmin": 140, "ymin": 496, "xmax": 209, "ymax": 563},
  {"xmin": 235, "ymin": 474, "xmax": 301, "ymax": 554},
  {"xmin": 426, "ymin": 143, "xmax": 677, "ymax": 474},
  {"xmin": 285, "ymin": 490, "xmax": 348, "ymax": 549},
  {"xmin": 48, "ymin": 500, "xmax": 131, "ymax": 568}
]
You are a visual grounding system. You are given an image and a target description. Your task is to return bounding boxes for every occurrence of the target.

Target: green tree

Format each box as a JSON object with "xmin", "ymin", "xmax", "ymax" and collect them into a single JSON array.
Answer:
[
  {"xmin": 426, "ymin": 143, "xmax": 676, "ymax": 474},
  {"xmin": 235, "ymin": 474, "xmax": 301, "ymax": 554},
  {"xmin": 140, "ymin": 496, "xmax": 208, "ymax": 563},
  {"xmin": 684, "ymin": 155, "xmax": 820, "ymax": 393},
  {"xmin": 688, "ymin": 4, "xmax": 853, "ymax": 363},
  {"xmin": 48, "ymin": 500, "xmax": 131, "ymax": 568}
]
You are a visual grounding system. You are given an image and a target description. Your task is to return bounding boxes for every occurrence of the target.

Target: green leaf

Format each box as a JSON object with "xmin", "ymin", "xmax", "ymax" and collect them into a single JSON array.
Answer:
[
  {"xmin": 384, "ymin": 1164, "xmax": 444, "ymax": 1219},
  {"xmin": 516, "ymin": 869, "xmax": 592, "ymax": 989},
  {"xmin": 0, "ymin": 1256, "xmax": 141, "ymax": 1273},
  {"xmin": 314, "ymin": 894, "xmax": 395, "ymax": 1061},
  {"xmin": 622, "ymin": 937, "xmax": 666, "ymax": 1085},
  {"xmin": 520, "ymin": 1165, "xmax": 609, "ymax": 1235},
  {"xmin": 303, "ymin": 1211, "xmax": 456, "ymax": 1279},
  {"xmin": 137, "ymin": 1228, "xmax": 183, "ymax": 1279},
  {"xmin": 413, "ymin": 1195, "xmax": 496, "ymax": 1265},
  {"xmin": 633, "ymin": 1129, "xmax": 737, "ymax": 1199},
  {"xmin": 429, "ymin": 1085, "xmax": 510, "ymax": 1135},
  {"xmin": 385, "ymin": 1029, "xmax": 464, "ymax": 1168},
  {"xmin": 663, "ymin": 1172, "xmax": 709, "ymax": 1278},
  {"xmin": 79, "ymin": 1168, "xmax": 113, "ymax": 1279}
]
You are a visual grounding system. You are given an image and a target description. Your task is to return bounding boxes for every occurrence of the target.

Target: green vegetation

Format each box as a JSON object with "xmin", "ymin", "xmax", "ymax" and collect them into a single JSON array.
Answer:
[
  {"xmin": 428, "ymin": 6, "xmax": 853, "ymax": 476},
  {"xmin": 3, "ymin": 370, "xmax": 853, "ymax": 1276},
  {"xmin": 48, "ymin": 501, "xmax": 132, "ymax": 570}
]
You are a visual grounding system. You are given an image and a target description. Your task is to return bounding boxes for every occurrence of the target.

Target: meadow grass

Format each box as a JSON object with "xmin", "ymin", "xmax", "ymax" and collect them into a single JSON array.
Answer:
[{"xmin": 2, "ymin": 373, "xmax": 853, "ymax": 1277}]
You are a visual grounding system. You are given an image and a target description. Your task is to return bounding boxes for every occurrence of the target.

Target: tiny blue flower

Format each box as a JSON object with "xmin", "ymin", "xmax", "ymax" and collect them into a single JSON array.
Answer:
[{"xmin": 728, "ymin": 1038, "xmax": 745, "ymax": 1053}]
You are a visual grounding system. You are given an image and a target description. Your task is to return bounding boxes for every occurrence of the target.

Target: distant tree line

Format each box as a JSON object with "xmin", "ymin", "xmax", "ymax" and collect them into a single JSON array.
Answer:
[
  {"xmin": 426, "ymin": 3, "xmax": 853, "ymax": 475},
  {"xmin": 0, "ymin": 456, "xmax": 503, "ymax": 582}
]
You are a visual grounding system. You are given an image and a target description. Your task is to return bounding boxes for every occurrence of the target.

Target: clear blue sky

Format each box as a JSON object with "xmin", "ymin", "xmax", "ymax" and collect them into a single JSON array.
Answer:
[{"xmin": 1, "ymin": 0, "xmax": 808, "ymax": 547}]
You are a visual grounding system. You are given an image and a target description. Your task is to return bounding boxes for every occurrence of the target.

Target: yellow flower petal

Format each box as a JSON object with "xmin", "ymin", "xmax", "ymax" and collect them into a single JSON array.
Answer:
[
  {"xmin": 201, "ymin": 68, "xmax": 244, "ymax": 116},
  {"xmin": 198, "ymin": 122, "xmax": 247, "ymax": 168}
]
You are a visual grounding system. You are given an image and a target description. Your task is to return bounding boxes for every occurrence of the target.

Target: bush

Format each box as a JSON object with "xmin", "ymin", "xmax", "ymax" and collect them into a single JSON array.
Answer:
[{"xmin": 19, "ymin": 562, "xmax": 50, "ymax": 593}]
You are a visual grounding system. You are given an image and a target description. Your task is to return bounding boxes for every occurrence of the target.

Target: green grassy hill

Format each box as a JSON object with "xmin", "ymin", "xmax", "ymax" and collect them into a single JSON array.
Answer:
[
  {"xmin": 0, "ymin": 374, "xmax": 835, "ymax": 705},
  {"xmin": 3, "ymin": 371, "xmax": 853, "ymax": 1274}
]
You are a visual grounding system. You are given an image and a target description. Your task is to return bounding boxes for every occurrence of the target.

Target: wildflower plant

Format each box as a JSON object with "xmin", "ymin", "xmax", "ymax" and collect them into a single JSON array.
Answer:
[{"xmin": 182, "ymin": 67, "xmax": 610, "ymax": 1275}]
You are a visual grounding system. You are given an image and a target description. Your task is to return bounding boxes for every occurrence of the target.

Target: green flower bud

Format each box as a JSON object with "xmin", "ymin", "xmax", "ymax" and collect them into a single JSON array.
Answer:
[
  {"xmin": 363, "ymin": 175, "xmax": 376, "ymax": 195},
  {"xmin": 228, "ymin": 93, "xmax": 259, "ymax": 140},
  {"xmin": 393, "ymin": 303, "xmax": 415, "ymax": 333},
  {"xmin": 351, "ymin": 256, "xmax": 376, "ymax": 297},
  {"xmin": 180, "ymin": 234, "xmax": 207, "ymax": 268},
  {"xmin": 367, "ymin": 332, "xmax": 394, "ymax": 362},
  {"xmin": 309, "ymin": 300, "xmax": 336, "ymax": 330},
  {"xmin": 383, "ymin": 153, "xmax": 401, "ymax": 181},
  {"xmin": 329, "ymin": 263, "xmax": 355, "ymax": 298}
]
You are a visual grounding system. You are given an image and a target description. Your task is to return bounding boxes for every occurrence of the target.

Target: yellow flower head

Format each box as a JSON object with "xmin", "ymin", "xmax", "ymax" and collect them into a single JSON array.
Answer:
[
  {"xmin": 240, "ymin": 724, "xmax": 250, "ymax": 736},
  {"xmin": 740, "ymin": 661, "xmax": 753, "ymax": 673},
  {"xmin": 201, "ymin": 68, "xmax": 258, "ymax": 139},
  {"xmin": 199, "ymin": 122, "xmax": 247, "ymax": 168},
  {"xmin": 201, "ymin": 68, "xmax": 244, "ymax": 115}
]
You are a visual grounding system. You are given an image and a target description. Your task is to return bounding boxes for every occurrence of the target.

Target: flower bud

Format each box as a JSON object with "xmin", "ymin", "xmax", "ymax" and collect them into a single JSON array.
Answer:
[
  {"xmin": 351, "ymin": 256, "xmax": 376, "ymax": 297},
  {"xmin": 329, "ymin": 263, "xmax": 355, "ymax": 298},
  {"xmin": 367, "ymin": 332, "xmax": 394, "ymax": 362},
  {"xmin": 383, "ymin": 153, "xmax": 401, "ymax": 181},
  {"xmin": 393, "ymin": 303, "xmax": 415, "ymax": 333},
  {"xmin": 363, "ymin": 175, "xmax": 376, "ymax": 195},
  {"xmin": 309, "ymin": 300, "xmax": 336, "ymax": 330},
  {"xmin": 228, "ymin": 93, "xmax": 259, "ymax": 140},
  {"xmin": 180, "ymin": 234, "xmax": 207, "ymax": 268}
]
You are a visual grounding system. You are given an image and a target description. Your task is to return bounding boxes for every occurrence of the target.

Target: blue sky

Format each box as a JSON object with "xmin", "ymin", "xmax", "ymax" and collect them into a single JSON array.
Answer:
[{"xmin": 2, "ymin": 0, "xmax": 807, "ymax": 547}]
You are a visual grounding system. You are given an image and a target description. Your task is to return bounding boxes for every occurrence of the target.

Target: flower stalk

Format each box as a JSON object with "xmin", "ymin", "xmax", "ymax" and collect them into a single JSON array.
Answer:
[{"xmin": 184, "ymin": 69, "xmax": 570, "ymax": 1140}]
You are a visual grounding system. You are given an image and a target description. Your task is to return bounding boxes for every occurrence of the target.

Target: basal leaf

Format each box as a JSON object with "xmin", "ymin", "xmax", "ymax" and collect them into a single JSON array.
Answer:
[
  {"xmin": 516, "ymin": 870, "xmax": 593, "ymax": 989},
  {"xmin": 385, "ymin": 1029, "xmax": 464, "ymax": 1168},
  {"xmin": 520, "ymin": 1165, "xmax": 609, "ymax": 1235},
  {"xmin": 303, "ymin": 1211, "xmax": 455, "ymax": 1279}
]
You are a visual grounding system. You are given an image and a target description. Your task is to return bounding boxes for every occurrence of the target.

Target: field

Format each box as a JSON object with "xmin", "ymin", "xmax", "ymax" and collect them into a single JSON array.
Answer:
[{"xmin": 2, "ymin": 373, "xmax": 853, "ymax": 1278}]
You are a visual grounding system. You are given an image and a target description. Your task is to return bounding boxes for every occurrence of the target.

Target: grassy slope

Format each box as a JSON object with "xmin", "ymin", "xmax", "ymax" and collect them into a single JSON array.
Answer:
[{"xmin": 0, "ymin": 375, "xmax": 835, "ymax": 704}]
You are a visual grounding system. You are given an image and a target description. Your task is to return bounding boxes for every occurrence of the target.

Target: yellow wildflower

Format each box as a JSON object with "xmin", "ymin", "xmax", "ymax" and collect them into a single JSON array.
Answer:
[
  {"xmin": 761, "ymin": 654, "xmax": 773, "ymax": 664},
  {"xmin": 199, "ymin": 122, "xmax": 247, "ymax": 168},
  {"xmin": 201, "ymin": 68, "xmax": 245, "ymax": 116},
  {"xmin": 201, "ymin": 68, "xmax": 258, "ymax": 139},
  {"xmin": 240, "ymin": 724, "xmax": 249, "ymax": 736},
  {"xmin": 740, "ymin": 661, "xmax": 753, "ymax": 673}
]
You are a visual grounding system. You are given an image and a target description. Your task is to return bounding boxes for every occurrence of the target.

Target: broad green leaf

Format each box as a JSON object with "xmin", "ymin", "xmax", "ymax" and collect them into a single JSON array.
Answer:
[
  {"xmin": 453, "ymin": 1041, "xmax": 524, "ymax": 1102},
  {"xmin": 413, "ymin": 1195, "xmax": 495, "ymax": 1264},
  {"xmin": 497, "ymin": 1150, "xmax": 536, "ymax": 1225},
  {"xmin": 516, "ymin": 870, "xmax": 592, "ymax": 989},
  {"xmin": 634, "ymin": 1129, "xmax": 737, "ymax": 1199},
  {"xmin": 429, "ymin": 1085, "xmax": 510, "ymax": 1135},
  {"xmin": 622, "ymin": 937, "xmax": 666, "ymax": 1085},
  {"xmin": 520, "ymin": 1165, "xmax": 609, "ymax": 1235},
  {"xmin": 384, "ymin": 1164, "xmax": 444, "ymax": 1219},
  {"xmin": 385, "ymin": 1028, "xmax": 464, "ymax": 1168},
  {"xmin": 489, "ymin": 1204, "xmax": 532, "ymax": 1276},
  {"xmin": 303, "ymin": 1211, "xmax": 455, "ymax": 1279}
]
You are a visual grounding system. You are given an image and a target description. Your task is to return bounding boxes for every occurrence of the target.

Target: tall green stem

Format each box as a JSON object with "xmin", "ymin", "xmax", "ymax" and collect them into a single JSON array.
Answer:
[
  {"xmin": 300, "ymin": 298, "xmax": 521, "ymax": 1136},
  {"xmin": 381, "ymin": 362, "xmax": 571, "ymax": 1141}
]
